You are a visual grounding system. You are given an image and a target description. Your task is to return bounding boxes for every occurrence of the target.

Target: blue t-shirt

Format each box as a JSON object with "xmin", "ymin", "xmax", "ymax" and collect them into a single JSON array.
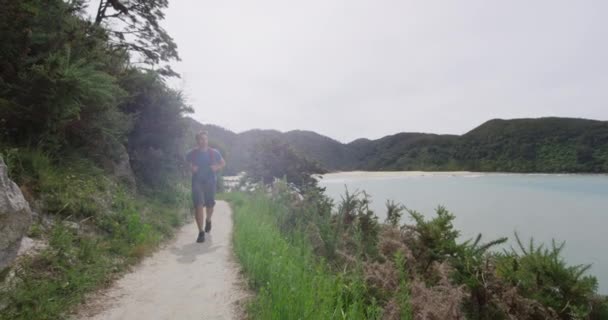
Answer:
[{"xmin": 186, "ymin": 148, "xmax": 223, "ymax": 182}]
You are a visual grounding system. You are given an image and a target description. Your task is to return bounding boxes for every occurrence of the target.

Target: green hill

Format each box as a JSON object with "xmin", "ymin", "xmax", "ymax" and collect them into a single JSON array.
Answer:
[
  {"xmin": 184, "ymin": 117, "xmax": 608, "ymax": 174},
  {"xmin": 457, "ymin": 117, "xmax": 608, "ymax": 172}
]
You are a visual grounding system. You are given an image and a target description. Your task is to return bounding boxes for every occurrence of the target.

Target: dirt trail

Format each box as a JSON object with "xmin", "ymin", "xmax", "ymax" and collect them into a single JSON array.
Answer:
[{"xmin": 76, "ymin": 201, "xmax": 246, "ymax": 320}]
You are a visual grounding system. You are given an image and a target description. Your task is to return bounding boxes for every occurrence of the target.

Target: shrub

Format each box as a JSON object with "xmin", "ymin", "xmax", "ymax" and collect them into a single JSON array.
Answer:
[{"xmin": 496, "ymin": 233, "xmax": 599, "ymax": 319}]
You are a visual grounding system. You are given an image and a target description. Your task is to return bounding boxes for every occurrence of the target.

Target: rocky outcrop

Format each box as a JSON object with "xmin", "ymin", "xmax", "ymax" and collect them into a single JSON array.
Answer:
[
  {"xmin": 0, "ymin": 157, "xmax": 32, "ymax": 271},
  {"xmin": 101, "ymin": 143, "xmax": 137, "ymax": 189}
]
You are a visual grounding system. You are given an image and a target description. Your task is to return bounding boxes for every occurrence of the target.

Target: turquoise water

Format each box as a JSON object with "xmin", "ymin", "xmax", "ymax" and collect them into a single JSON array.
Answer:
[{"xmin": 319, "ymin": 172, "xmax": 608, "ymax": 294}]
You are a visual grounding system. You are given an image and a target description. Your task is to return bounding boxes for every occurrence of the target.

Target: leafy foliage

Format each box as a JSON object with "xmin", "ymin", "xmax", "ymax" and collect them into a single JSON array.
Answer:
[
  {"xmin": 92, "ymin": 0, "xmax": 180, "ymax": 75},
  {"xmin": 0, "ymin": 1, "xmax": 192, "ymax": 317},
  {"xmin": 405, "ymin": 206, "xmax": 462, "ymax": 274},
  {"xmin": 385, "ymin": 200, "xmax": 406, "ymax": 227},
  {"xmin": 496, "ymin": 233, "xmax": 599, "ymax": 319},
  {"xmin": 0, "ymin": 0, "xmax": 191, "ymax": 189},
  {"xmin": 245, "ymin": 139, "xmax": 327, "ymax": 189},
  {"xmin": 0, "ymin": 0, "xmax": 129, "ymax": 153},
  {"xmin": 119, "ymin": 70, "xmax": 192, "ymax": 189},
  {"xmin": 335, "ymin": 189, "xmax": 381, "ymax": 259},
  {"xmin": 233, "ymin": 183, "xmax": 605, "ymax": 320}
]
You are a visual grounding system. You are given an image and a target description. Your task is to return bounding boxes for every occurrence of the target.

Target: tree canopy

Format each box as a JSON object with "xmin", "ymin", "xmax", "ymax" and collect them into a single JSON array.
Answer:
[
  {"xmin": 246, "ymin": 139, "xmax": 326, "ymax": 189},
  {"xmin": 0, "ymin": 0, "xmax": 191, "ymax": 189},
  {"xmin": 91, "ymin": 0, "xmax": 179, "ymax": 76}
]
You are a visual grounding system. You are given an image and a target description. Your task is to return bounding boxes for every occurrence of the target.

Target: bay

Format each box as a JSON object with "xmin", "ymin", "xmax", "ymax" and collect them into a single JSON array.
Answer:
[{"xmin": 320, "ymin": 171, "xmax": 608, "ymax": 294}]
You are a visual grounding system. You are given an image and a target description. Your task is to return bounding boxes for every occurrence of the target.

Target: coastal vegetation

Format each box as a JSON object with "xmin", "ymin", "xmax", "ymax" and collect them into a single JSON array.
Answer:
[
  {"xmin": 228, "ymin": 148, "xmax": 607, "ymax": 319},
  {"xmin": 0, "ymin": 0, "xmax": 191, "ymax": 318},
  {"xmin": 227, "ymin": 180, "xmax": 608, "ymax": 319}
]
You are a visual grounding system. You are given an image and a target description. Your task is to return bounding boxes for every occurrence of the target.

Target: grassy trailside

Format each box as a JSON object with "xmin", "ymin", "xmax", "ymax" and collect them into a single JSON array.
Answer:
[
  {"xmin": 225, "ymin": 191, "xmax": 383, "ymax": 319},
  {"xmin": 0, "ymin": 149, "xmax": 190, "ymax": 320},
  {"xmin": 225, "ymin": 181, "xmax": 608, "ymax": 320}
]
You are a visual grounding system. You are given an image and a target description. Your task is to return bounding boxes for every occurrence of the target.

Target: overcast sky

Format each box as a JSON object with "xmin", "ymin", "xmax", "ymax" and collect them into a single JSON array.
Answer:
[{"xmin": 161, "ymin": 0, "xmax": 607, "ymax": 143}]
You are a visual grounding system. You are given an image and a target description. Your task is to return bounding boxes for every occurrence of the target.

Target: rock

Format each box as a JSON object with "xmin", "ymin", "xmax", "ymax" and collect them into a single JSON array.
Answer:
[
  {"xmin": 16, "ymin": 236, "xmax": 47, "ymax": 257},
  {"xmin": 102, "ymin": 143, "xmax": 136, "ymax": 189},
  {"xmin": 0, "ymin": 157, "xmax": 33, "ymax": 271},
  {"xmin": 62, "ymin": 220, "xmax": 79, "ymax": 231}
]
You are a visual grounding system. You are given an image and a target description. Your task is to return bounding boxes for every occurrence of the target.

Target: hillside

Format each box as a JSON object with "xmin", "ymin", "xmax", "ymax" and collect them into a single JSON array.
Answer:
[
  {"xmin": 456, "ymin": 118, "xmax": 608, "ymax": 172},
  {"xmin": 183, "ymin": 118, "xmax": 349, "ymax": 174},
  {"xmin": 184, "ymin": 117, "xmax": 608, "ymax": 173}
]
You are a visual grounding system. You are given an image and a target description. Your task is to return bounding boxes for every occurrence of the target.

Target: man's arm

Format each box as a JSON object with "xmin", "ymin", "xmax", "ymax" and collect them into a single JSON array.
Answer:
[
  {"xmin": 211, "ymin": 150, "xmax": 225, "ymax": 172},
  {"xmin": 211, "ymin": 158, "xmax": 225, "ymax": 172},
  {"xmin": 186, "ymin": 150, "xmax": 198, "ymax": 173}
]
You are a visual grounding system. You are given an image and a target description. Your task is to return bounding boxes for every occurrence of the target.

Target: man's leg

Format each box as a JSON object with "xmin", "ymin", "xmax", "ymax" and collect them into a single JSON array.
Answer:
[
  {"xmin": 204, "ymin": 180, "xmax": 216, "ymax": 232},
  {"xmin": 204, "ymin": 206, "xmax": 213, "ymax": 232},
  {"xmin": 195, "ymin": 205, "xmax": 205, "ymax": 232},
  {"xmin": 192, "ymin": 179, "xmax": 206, "ymax": 242},
  {"xmin": 206, "ymin": 206, "xmax": 214, "ymax": 221}
]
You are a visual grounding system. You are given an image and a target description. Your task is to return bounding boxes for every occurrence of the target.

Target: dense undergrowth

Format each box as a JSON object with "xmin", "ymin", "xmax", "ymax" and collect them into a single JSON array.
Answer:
[
  {"xmin": 227, "ymin": 182, "xmax": 608, "ymax": 320},
  {"xmin": 0, "ymin": 0, "xmax": 193, "ymax": 317}
]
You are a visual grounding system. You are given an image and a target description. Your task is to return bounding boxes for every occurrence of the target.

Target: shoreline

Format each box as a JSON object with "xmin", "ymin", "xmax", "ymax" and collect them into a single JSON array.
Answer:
[{"xmin": 317, "ymin": 170, "xmax": 608, "ymax": 181}]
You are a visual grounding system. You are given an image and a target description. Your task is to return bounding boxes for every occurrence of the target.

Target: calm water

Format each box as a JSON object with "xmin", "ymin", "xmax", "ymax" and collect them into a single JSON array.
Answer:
[{"xmin": 319, "ymin": 172, "xmax": 608, "ymax": 294}]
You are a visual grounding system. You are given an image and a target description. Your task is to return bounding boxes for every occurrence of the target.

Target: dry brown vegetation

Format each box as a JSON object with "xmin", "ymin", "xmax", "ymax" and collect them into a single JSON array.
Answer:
[{"xmin": 268, "ymin": 182, "xmax": 607, "ymax": 320}]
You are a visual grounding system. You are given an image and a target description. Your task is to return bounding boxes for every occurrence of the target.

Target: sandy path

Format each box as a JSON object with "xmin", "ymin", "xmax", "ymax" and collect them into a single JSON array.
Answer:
[{"xmin": 76, "ymin": 201, "xmax": 246, "ymax": 320}]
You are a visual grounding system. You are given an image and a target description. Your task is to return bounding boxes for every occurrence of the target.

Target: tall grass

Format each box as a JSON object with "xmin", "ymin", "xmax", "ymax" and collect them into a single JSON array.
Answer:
[
  {"xmin": 226, "ymin": 183, "xmax": 608, "ymax": 320},
  {"xmin": 226, "ymin": 192, "xmax": 382, "ymax": 319}
]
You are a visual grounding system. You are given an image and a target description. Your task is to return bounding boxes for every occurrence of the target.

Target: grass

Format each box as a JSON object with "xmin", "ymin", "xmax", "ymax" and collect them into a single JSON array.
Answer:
[
  {"xmin": 225, "ymin": 183, "xmax": 608, "ymax": 320},
  {"xmin": 3, "ymin": 147, "xmax": 112, "ymax": 218},
  {"xmin": 225, "ymin": 191, "xmax": 382, "ymax": 320},
  {"xmin": 0, "ymin": 148, "xmax": 190, "ymax": 320}
]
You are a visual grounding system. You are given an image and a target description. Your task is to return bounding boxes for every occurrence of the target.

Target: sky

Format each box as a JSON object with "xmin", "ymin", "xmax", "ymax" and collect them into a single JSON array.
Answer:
[{"xmin": 158, "ymin": 0, "xmax": 608, "ymax": 142}]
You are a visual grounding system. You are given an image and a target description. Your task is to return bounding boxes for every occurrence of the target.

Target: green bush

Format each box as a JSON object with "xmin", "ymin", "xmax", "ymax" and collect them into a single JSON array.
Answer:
[
  {"xmin": 496, "ymin": 233, "xmax": 599, "ymax": 319},
  {"xmin": 406, "ymin": 206, "xmax": 462, "ymax": 274},
  {"xmin": 336, "ymin": 188, "xmax": 381, "ymax": 259}
]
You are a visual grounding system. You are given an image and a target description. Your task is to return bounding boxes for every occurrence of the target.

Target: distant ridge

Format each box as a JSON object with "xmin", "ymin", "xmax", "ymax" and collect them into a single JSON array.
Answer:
[{"xmin": 183, "ymin": 117, "xmax": 608, "ymax": 174}]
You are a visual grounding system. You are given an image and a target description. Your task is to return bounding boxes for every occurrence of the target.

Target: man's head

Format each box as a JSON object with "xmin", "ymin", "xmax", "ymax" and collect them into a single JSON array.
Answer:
[{"xmin": 195, "ymin": 130, "xmax": 209, "ymax": 148}]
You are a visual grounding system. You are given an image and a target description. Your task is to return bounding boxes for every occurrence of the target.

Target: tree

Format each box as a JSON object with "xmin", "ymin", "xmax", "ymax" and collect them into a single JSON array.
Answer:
[
  {"xmin": 0, "ymin": 0, "xmax": 129, "ymax": 152},
  {"xmin": 246, "ymin": 139, "xmax": 326, "ymax": 189},
  {"xmin": 119, "ymin": 70, "xmax": 192, "ymax": 187},
  {"xmin": 91, "ymin": 0, "xmax": 180, "ymax": 76},
  {"xmin": 0, "ymin": 0, "xmax": 190, "ymax": 190}
]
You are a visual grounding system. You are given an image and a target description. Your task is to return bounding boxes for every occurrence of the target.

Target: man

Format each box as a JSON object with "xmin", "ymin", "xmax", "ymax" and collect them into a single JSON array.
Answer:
[{"xmin": 186, "ymin": 130, "xmax": 225, "ymax": 243}]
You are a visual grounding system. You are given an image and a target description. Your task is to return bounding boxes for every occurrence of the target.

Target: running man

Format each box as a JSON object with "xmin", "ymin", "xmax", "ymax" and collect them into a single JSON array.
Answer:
[{"xmin": 186, "ymin": 130, "xmax": 226, "ymax": 243}]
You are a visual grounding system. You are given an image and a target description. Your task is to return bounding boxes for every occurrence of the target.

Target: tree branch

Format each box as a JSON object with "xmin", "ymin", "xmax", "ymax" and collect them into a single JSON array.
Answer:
[
  {"xmin": 95, "ymin": 0, "xmax": 130, "ymax": 25},
  {"xmin": 95, "ymin": 0, "xmax": 105, "ymax": 25},
  {"xmin": 103, "ymin": 11, "xmax": 126, "ymax": 19},
  {"xmin": 113, "ymin": 28, "xmax": 147, "ymax": 35}
]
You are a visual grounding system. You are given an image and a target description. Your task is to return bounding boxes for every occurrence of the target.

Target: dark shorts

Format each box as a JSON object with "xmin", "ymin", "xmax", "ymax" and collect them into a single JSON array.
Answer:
[{"xmin": 192, "ymin": 177, "xmax": 216, "ymax": 208}]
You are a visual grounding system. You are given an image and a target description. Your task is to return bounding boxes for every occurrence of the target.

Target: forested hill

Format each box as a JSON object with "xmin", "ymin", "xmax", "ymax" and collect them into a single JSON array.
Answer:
[{"xmin": 186, "ymin": 117, "xmax": 608, "ymax": 174}]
